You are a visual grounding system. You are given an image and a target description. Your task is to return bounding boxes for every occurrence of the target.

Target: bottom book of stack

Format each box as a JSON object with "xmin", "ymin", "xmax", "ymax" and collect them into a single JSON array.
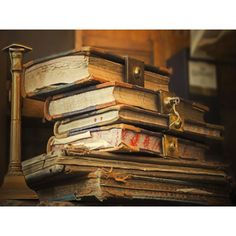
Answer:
[{"xmin": 22, "ymin": 151, "xmax": 232, "ymax": 205}]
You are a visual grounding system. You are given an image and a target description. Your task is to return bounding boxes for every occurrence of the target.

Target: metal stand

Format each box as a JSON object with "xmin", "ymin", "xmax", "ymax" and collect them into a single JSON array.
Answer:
[{"xmin": 0, "ymin": 44, "xmax": 37, "ymax": 200}]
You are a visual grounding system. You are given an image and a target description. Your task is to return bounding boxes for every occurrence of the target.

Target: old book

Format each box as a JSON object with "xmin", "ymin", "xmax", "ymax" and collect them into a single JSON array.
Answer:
[
  {"xmin": 47, "ymin": 123, "xmax": 207, "ymax": 161},
  {"xmin": 22, "ymin": 152, "xmax": 228, "ymax": 185},
  {"xmin": 22, "ymin": 46, "xmax": 170, "ymax": 99},
  {"xmin": 53, "ymin": 104, "xmax": 223, "ymax": 141},
  {"xmin": 22, "ymin": 151, "xmax": 227, "ymax": 180},
  {"xmin": 44, "ymin": 81, "xmax": 208, "ymax": 122},
  {"xmin": 21, "ymin": 153, "xmax": 230, "ymax": 205},
  {"xmin": 36, "ymin": 169, "xmax": 230, "ymax": 205}
]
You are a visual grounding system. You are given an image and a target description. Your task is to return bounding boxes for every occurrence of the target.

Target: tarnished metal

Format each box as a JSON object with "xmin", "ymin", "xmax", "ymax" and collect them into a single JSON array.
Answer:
[
  {"xmin": 162, "ymin": 135, "xmax": 179, "ymax": 158},
  {"xmin": 0, "ymin": 44, "xmax": 37, "ymax": 200},
  {"xmin": 124, "ymin": 56, "xmax": 144, "ymax": 87},
  {"xmin": 159, "ymin": 90, "xmax": 184, "ymax": 132},
  {"xmin": 4, "ymin": 44, "xmax": 32, "ymax": 175}
]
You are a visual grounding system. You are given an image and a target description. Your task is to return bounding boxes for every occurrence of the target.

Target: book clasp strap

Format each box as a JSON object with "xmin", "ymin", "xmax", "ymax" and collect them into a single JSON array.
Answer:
[{"xmin": 164, "ymin": 97, "xmax": 183, "ymax": 131}]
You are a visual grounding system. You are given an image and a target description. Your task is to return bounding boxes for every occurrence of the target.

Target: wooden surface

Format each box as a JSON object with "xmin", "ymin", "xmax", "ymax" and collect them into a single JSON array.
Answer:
[{"xmin": 75, "ymin": 30, "xmax": 190, "ymax": 66}]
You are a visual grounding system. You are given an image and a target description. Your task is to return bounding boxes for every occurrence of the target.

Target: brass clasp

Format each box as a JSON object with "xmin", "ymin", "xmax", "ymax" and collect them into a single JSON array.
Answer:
[
  {"xmin": 162, "ymin": 135, "xmax": 179, "ymax": 158},
  {"xmin": 164, "ymin": 97, "xmax": 183, "ymax": 130},
  {"xmin": 124, "ymin": 56, "xmax": 144, "ymax": 87},
  {"xmin": 158, "ymin": 91, "xmax": 184, "ymax": 132}
]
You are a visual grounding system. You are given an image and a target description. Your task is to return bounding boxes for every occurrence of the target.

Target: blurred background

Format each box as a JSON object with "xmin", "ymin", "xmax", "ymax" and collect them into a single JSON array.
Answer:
[{"xmin": 0, "ymin": 30, "xmax": 235, "ymax": 201}]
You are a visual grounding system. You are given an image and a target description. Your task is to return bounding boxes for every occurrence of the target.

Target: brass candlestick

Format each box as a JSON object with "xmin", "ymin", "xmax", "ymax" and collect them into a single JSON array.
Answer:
[{"xmin": 0, "ymin": 44, "xmax": 37, "ymax": 200}]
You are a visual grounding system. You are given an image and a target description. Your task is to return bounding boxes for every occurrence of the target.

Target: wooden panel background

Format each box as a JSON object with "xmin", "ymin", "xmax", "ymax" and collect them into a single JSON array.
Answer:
[{"xmin": 75, "ymin": 30, "xmax": 190, "ymax": 66}]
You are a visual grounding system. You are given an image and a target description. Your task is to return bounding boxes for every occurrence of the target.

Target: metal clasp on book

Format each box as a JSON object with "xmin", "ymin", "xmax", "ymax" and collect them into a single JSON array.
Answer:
[
  {"xmin": 164, "ymin": 96, "xmax": 184, "ymax": 131},
  {"xmin": 124, "ymin": 56, "xmax": 144, "ymax": 87},
  {"xmin": 163, "ymin": 135, "xmax": 179, "ymax": 158}
]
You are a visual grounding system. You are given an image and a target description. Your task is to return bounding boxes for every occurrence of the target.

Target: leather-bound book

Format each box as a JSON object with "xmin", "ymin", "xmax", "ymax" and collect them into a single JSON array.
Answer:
[
  {"xmin": 44, "ymin": 81, "xmax": 208, "ymax": 123},
  {"xmin": 47, "ymin": 123, "xmax": 208, "ymax": 161},
  {"xmin": 22, "ymin": 46, "xmax": 170, "ymax": 99},
  {"xmin": 53, "ymin": 104, "xmax": 223, "ymax": 142},
  {"xmin": 22, "ymin": 152, "xmax": 231, "ymax": 205}
]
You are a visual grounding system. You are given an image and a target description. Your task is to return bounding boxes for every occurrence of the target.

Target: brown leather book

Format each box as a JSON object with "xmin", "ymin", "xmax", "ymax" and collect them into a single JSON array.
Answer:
[
  {"xmin": 53, "ymin": 104, "xmax": 223, "ymax": 141},
  {"xmin": 21, "ymin": 152, "xmax": 231, "ymax": 205},
  {"xmin": 46, "ymin": 123, "xmax": 208, "ymax": 161},
  {"xmin": 44, "ymin": 81, "xmax": 208, "ymax": 123},
  {"xmin": 36, "ymin": 169, "xmax": 230, "ymax": 205},
  {"xmin": 22, "ymin": 151, "xmax": 228, "ymax": 179},
  {"xmin": 22, "ymin": 46, "xmax": 170, "ymax": 99}
]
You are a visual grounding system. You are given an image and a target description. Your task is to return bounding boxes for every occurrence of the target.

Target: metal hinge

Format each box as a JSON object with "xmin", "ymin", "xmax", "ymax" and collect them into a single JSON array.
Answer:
[{"xmin": 124, "ymin": 56, "xmax": 144, "ymax": 87}]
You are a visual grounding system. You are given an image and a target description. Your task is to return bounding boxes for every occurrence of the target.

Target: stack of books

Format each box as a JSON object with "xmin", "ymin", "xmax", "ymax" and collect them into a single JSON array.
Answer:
[{"xmin": 21, "ymin": 47, "xmax": 231, "ymax": 205}]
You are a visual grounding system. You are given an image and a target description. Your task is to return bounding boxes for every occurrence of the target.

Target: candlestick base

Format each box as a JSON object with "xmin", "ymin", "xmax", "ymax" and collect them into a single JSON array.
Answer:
[{"xmin": 0, "ymin": 172, "xmax": 38, "ymax": 200}]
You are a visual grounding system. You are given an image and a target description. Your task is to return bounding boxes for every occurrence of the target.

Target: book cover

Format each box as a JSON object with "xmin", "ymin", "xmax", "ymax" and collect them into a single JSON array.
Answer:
[
  {"xmin": 23, "ymin": 46, "xmax": 170, "ymax": 99},
  {"xmin": 47, "ymin": 123, "xmax": 208, "ymax": 161},
  {"xmin": 53, "ymin": 104, "xmax": 223, "ymax": 141},
  {"xmin": 44, "ymin": 81, "xmax": 208, "ymax": 124},
  {"xmin": 22, "ymin": 153, "xmax": 231, "ymax": 205}
]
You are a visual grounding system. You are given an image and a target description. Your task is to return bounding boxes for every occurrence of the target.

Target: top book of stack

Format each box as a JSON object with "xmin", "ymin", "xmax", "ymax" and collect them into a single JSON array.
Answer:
[{"xmin": 22, "ymin": 46, "xmax": 171, "ymax": 100}]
